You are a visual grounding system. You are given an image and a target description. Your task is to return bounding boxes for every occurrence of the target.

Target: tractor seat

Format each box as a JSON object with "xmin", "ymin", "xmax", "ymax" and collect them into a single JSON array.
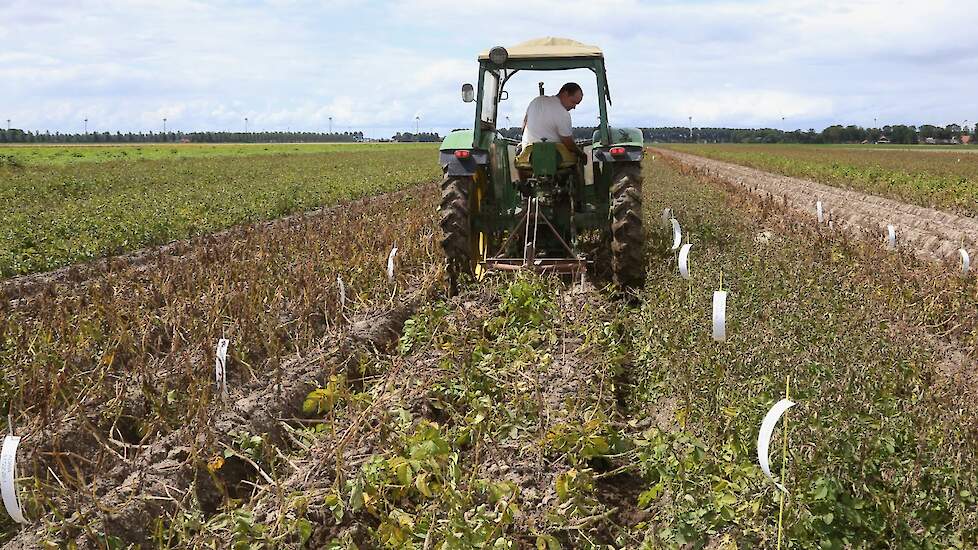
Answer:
[{"xmin": 515, "ymin": 141, "xmax": 578, "ymax": 172}]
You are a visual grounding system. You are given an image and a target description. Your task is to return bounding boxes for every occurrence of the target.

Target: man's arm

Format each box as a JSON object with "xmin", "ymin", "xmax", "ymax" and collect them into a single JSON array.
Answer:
[
  {"xmin": 555, "ymin": 106, "xmax": 585, "ymax": 160},
  {"xmin": 560, "ymin": 135, "xmax": 587, "ymax": 160}
]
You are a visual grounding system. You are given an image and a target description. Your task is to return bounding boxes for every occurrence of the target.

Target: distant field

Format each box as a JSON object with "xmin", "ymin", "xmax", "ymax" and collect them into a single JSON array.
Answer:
[
  {"xmin": 0, "ymin": 142, "xmax": 434, "ymax": 166},
  {"xmin": 0, "ymin": 142, "xmax": 440, "ymax": 277},
  {"xmin": 663, "ymin": 143, "xmax": 978, "ymax": 216}
]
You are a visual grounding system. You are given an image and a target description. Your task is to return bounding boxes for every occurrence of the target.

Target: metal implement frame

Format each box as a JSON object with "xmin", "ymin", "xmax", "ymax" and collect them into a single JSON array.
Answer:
[{"xmin": 483, "ymin": 197, "xmax": 589, "ymax": 276}]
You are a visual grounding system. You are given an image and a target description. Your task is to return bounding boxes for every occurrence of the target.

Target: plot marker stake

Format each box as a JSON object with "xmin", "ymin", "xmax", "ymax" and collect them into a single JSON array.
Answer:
[
  {"xmin": 777, "ymin": 375, "xmax": 791, "ymax": 549},
  {"xmin": 1, "ymin": 419, "xmax": 26, "ymax": 524},
  {"xmin": 712, "ymin": 271, "xmax": 727, "ymax": 342}
]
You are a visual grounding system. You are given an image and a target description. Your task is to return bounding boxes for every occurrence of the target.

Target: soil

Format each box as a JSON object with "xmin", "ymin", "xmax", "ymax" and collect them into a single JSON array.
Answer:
[{"xmin": 654, "ymin": 148, "xmax": 978, "ymax": 263}]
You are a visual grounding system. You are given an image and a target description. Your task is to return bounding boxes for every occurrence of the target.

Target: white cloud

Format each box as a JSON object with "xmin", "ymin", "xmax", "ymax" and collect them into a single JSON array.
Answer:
[{"xmin": 1, "ymin": 0, "xmax": 976, "ymax": 136}]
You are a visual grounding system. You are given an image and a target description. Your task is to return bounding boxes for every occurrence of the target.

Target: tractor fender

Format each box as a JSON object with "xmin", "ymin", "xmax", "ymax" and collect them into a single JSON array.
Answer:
[
  {"xmin": 440, "ymin": 129, "xmax": 490, "ymax": 176},
  {"xmin": 591, "ymin": 126, "xmax": 645, "ymax": 162},
  {"xmin": 440, "ymin": 149, "xmax": 489, "ymax": 176},
  {"xmin": 592, "ymin": 126, "xmax": 644, "ymax": 147},
  {"xmin": 592, "ymin": 145, "xmax": 644, "ymax": 163}
]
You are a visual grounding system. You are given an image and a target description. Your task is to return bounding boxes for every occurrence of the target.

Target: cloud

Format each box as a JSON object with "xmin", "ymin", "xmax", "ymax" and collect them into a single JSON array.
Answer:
[{"xmin": 1, "ymin": 0, "xmax": 976, "ymax": 136}]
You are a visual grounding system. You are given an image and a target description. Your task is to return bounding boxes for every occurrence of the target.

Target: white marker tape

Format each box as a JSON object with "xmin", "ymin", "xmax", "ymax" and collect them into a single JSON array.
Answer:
[
  {"xmin": 816, "ymin": 201, "xmax": 824, "ymax": 223},
  {"xmin": 670, "ymin": 218, "xmax": 682, "ymax": 251},
  {"xmin": 960, "ymin": 248, "xmax": 971, "ymax": 274},
  {"xmin": 661, "ymin": 208, "xmax": 672, "ymax": 227},
  {"xmin": 215, "ymin": 338, "xmax": 229, "ymax": 395},
  {"xmin": 678, "ymin": 243, "xmax": 692, "ymax": 280},
  {"xmin": 337, "ymin": 276, "xmax": 346, "ymax": 309},
  {"xmin": 757, "ymin": 399, "xmax": 796, "ymax": 493},
  {"xmin": 387, "ymin": 245, "xmax": 398, "ymax": 281},
  {"xmin": 886, "ymin": 224, "xmax": 896, "ymax": 250},
  {"xmin": 1, "ymin": 435, "xmax": 26, "ymax": 524},
  {"xmin": 712, "ymin": 290, "xmax": 727, "ymax": 342}
]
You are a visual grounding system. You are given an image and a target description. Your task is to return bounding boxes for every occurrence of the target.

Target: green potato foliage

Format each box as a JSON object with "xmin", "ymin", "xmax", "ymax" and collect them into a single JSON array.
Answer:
[
  {"xmin": 0, "ymin": 143, "xmax": 439, "ymax": 277},
  {"xmin": 627, "ymin": 157, "xmax": 977, "ymax": 548}
]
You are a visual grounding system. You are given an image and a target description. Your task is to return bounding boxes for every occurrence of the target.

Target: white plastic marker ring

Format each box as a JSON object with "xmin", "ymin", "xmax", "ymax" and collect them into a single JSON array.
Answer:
[
  {"xmin": 215, "ymin": 338, "xmax": 229, "ymax": 395},
  {"xmin": 670, "ymin": 218, "xmax": 682, "ymax": 251},
  {"xmin": 678, "ymin": 243, "xmax": 693, "ymax": 280},
  {"xmin": 758, "ymin": 399, "xmax": 796, "ymax": 493},
  {"xmin": 959, "ymin": 249, "xmax": 970, "ymax": 274},
  {"xmin": 387, "ymin": 246, "xmax": 398, "ymax": 281},
  {"xmin": 816, "ymin": 201, "xmax": 824, "ymax": 223},
  {"xmin": 886, "ymin": 225, "xmax": 896, "ymax": 250},
  {"xmin": 661, "ymin": 208, "xmax": 672, "ymax": 227},
  {"xmin": 1, "ymin": 435, "xmax": 27, "ymax": 524},
  {"xmin": 337, "ymin": 276, "xmax": 346, "ymax": 309},
  {"xmin": 712, "ymin": 290, "xmax": 727, "ymax": 342}
]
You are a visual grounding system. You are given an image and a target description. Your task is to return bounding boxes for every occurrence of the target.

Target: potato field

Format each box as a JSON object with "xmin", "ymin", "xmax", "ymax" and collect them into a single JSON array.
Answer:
[
  {"xmin": 665, "ymin": 144, "xmax": 978, "ymax": 217},
  {"xmin": 0, "ymin": 144, "xmax": 976, "ymax": 548},
  {"xmin": 0, "ymin": 143, "xmax": 439, "ymax": 277}
]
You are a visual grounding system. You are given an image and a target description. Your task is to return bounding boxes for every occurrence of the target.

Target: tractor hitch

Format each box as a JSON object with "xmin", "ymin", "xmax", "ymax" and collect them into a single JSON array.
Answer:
[{"xmin": 482, "ymin": 197, "xmax": 589, "ymax": 276}]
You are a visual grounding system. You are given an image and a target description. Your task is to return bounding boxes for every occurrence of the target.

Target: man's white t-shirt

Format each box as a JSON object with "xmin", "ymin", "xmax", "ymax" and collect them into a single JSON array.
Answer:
[{"xmin": 521, "ymin": 95, "xmax": 572, "ymax": 147}]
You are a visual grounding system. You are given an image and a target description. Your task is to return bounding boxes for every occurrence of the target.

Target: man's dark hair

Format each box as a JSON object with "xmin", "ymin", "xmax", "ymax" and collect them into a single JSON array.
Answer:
[{"xmin": 558, "ymin": 82, "xmax": 583, "ymax": 96}]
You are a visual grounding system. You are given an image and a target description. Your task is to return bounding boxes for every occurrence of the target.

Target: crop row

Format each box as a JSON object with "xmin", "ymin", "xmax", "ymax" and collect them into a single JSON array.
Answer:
[
  {"xmin": 626, "ymin": 157, "xmax": 977, "ymax": 545},
  {"xmin": 0, "ymin": 143, "xmax": 438, "ymax": 167},
  {"xmin": 665, "ymin": 143, "xmax": 978, "ymax": 217},
  {"xmin": 0, "ymin": 144, "xmax": 440, "ymax": 277},
  {"xmin": 0, "ymin": 181, "xmax": 441, "ymax": 543}
]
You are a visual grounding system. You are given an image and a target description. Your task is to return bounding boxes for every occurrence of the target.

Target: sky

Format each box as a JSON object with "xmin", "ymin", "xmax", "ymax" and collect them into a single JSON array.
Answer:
[{"xmin": 2, "ymin": 0, "xmax": 977, "ymax": 139}]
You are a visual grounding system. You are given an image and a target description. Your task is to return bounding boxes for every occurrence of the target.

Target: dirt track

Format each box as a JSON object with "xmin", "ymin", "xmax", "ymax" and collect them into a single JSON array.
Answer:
[{"xmin": 653, "ymin": 148, "xmax": 978, "ymax": 262}]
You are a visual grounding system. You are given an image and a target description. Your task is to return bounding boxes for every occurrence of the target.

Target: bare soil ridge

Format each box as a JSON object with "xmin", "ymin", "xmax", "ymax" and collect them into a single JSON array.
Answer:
[{"xmin": 654, "ymin": 147, "xmax": 978, "ymax": 261}]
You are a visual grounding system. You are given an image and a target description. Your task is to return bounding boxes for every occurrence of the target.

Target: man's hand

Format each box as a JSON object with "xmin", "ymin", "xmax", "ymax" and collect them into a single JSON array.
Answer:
[{"xmin": 560, "ymin": 135, "xmax": 586, "ymax": 163}]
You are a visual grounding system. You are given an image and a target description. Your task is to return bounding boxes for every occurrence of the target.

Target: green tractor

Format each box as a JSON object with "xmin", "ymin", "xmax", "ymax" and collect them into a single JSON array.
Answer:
[{"xmin": 438, "ymin": 37, "xmax": 646, "ymax": 293}]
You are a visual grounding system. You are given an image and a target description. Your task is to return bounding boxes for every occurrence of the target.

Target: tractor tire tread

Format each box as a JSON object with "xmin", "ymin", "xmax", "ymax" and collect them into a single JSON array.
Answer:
[
  {"xmin": 610, "ymin": 164, "xmax": 645, "ymax": 289},
  {"xmin": 439, "ymin": 175, "xmax": 475, "ymax": 293}
]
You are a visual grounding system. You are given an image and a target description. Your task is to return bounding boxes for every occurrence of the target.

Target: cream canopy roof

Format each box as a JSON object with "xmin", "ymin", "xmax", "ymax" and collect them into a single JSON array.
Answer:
[{"xmin": 478, "ymin": 37, "xmax": 603, "ymax": 60}]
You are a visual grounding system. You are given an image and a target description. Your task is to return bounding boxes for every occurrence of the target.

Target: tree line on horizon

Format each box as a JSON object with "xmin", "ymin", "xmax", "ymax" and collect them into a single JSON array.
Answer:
[
  {"xmin": 0, "ymin": 129, "xmax": 365, "ymax": 144},
  {"xmin": 498, "ymin": 123, "xmax": 975, "ymax": 144},
  {"xmin": 0, "ymin": 128, "xmax": 449, "ymax": 144},
  {"xmin": 1, "ymin": 123, "xmax": 974, "ymax": 145},
  {"xmin": 639, "ymin": 123, "xmax": 973, "ymax": 144}
]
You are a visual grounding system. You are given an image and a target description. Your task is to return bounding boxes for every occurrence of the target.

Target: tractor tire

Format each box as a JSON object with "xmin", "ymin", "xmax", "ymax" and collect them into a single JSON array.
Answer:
[
  {"xmin": 610, "ymin": 163, "xmax": 645, "ymax": 289},
  {"xmin": 439, "ymin": 174, "xmax": 475, "ymax": 294}
]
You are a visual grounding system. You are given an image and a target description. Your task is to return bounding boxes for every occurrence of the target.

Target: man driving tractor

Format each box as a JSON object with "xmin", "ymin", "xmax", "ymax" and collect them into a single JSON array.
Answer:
[
  {"xmin": 518, "ymin": 82, "xmax": 588, "ymax": 168},
  {"xmin": 438, "ymin": 38, "xmax": 646, "ymax": 290}
]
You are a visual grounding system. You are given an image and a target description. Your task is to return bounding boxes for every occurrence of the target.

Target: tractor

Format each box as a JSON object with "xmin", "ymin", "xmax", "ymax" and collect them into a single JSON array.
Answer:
[{"xmin": 438, "ymin": 37, "xmax": 645, "ymax": 293}]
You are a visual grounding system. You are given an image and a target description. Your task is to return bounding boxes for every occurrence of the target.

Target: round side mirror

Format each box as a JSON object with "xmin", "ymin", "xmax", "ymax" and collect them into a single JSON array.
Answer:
[{"xmin": 461, "ymin": 83, "xmax": 475, "ymax": 103}]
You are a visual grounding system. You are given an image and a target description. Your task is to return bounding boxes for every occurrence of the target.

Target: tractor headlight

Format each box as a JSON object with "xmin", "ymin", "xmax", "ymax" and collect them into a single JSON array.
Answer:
[{"xmin": 488, "ymin": 46, "xmax": 508, "ymax": 65}]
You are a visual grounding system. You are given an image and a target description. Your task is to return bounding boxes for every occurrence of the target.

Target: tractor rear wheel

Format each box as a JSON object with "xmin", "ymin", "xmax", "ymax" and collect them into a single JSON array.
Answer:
[
  {"xmin": 610, "ymin": 163, "xmax": 645, "ymax": 289},
  {"xmin": 439, "ymin": 174, "xmax": 475, "ymax": 294}
]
